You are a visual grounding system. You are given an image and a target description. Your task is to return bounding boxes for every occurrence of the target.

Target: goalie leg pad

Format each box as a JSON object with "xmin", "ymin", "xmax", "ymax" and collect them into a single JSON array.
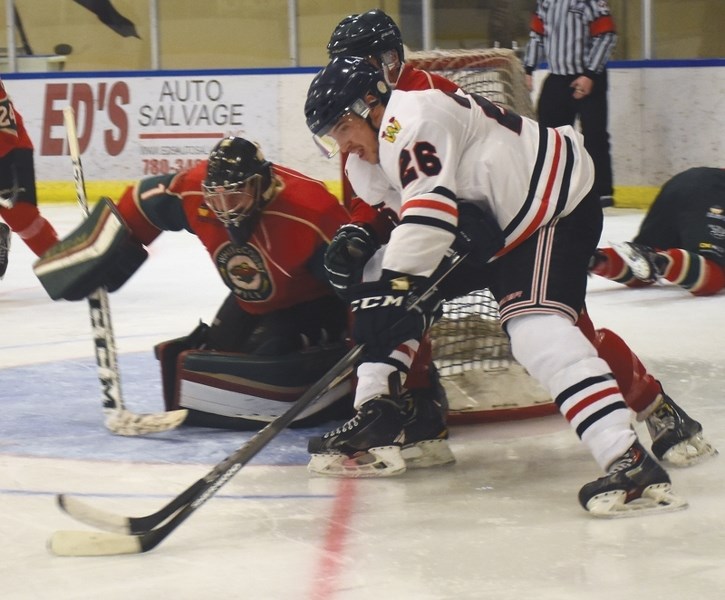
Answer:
[
  {"xmin": 33, "ymin": 197, "xmax": 148, "ymax": 300},
  {"xmin": 155, "ymin": 321, "xmax": 210, "ymax": 410},
  {"xmin": 176, "ymin": 344, "xmax": 354, "ymax": 430}
]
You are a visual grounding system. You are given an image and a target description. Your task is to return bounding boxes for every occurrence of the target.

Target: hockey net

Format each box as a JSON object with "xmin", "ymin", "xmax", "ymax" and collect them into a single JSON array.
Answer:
[{"xmin": 407, "ymin": 48, "xmax": 554, "ymax": 423}]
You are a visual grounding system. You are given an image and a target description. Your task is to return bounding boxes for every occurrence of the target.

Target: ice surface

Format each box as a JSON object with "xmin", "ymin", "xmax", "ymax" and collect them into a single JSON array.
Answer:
[{"xmin": 1, "ymin": 206, "xmax": 723, "ymax": 599}]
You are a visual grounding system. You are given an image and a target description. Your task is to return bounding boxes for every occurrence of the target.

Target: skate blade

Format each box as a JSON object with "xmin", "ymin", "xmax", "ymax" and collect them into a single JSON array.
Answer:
[
  {"xmin": 585, "ymin": 483, "xmax": 688, "ymax": 518},
  {"xmin": 661, "ymin": 433, "xmax": 718, "ymax": 468},
  {"xmin": 402, "ymin": 439, "xmax": 456, "ymax": 469},
  {"xmin": 307, "ymin": 445, "xmax": 406, "ymax": 478}
]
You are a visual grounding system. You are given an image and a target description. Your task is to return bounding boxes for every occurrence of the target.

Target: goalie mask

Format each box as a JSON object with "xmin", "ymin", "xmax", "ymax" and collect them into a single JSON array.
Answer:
[
  {"xmin": 305, "ymin": 56, "xmax": 391, "ymax": 158},
  {"xmin": 327, "ymin": 9, "xmax": 405, "ymax": 87},
  {"xmin": 203, "ymin": 137, "xmax": 274, "ymax": 229}
]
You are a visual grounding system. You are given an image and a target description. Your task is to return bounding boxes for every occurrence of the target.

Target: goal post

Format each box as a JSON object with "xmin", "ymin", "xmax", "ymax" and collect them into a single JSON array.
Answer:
[{"xmin": 406, "ymin": 48, "xmax": 555, "ymax": 423}]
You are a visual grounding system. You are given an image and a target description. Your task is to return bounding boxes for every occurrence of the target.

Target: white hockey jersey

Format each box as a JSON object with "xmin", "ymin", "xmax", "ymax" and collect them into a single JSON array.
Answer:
[{"xmin": 354, "ymin": 88, "xmax": 595, "ymax": 278}]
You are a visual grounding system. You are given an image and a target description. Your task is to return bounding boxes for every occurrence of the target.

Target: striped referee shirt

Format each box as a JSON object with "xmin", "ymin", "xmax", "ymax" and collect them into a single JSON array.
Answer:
[{"xmin": 523, "ymin": 0, "xmax": 617, "ymax": 77}]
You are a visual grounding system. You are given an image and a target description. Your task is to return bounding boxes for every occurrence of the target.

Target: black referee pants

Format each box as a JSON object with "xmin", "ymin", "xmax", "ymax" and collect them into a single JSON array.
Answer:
[{"xmin": 537, "ymin": 71, "xmax": 614, "ymax": 200}]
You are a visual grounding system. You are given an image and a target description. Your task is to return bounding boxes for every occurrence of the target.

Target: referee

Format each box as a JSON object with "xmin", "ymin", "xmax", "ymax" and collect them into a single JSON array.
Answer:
[{"xmin": 523, "ymin": 0, "xmax": 618, "ymax": 208}]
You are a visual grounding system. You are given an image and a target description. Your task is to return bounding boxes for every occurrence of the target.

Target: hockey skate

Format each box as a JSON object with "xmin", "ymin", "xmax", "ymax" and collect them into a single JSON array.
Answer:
[
  {"xmin": 0, "ymin": 222, "xmax": 10, "ymax": 279},
  {"xmin": 579, "ymin": 440, "xmax": 688, "ymax": 518},
  {"xmin": 644, "ymin": 393, "xmax": 717, "ymax": 467},
  {"xmin": 610, "ymin": 241, "xmax": 667, "ymax": 283},
  {"xmin": 307, "ymin": 396, "xmax": 406, "ymax": 478},
  {"xmin": 402, "ymin": 378, "xmax": 456, "ymax": 469}
]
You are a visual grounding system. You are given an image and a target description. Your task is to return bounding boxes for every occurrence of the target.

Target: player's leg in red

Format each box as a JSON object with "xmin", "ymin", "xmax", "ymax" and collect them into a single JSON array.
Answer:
[
  {"xmin": 577, "ymin": 309, "xmax": 716, "ymax": 466},
  {"xmin": 606, "ymin": 242, "xmax": 725, "ymax": 296},
  {"xmin": 589, "ymin": 246, "xmax": 650, "ymax": 287},
  {"xmin": 654, "ymin": 249, "xmax": 725, "ymax": 296},
  {"xmin": 0, "ymin": 149, "xmax": 59, "ymax": 258}
]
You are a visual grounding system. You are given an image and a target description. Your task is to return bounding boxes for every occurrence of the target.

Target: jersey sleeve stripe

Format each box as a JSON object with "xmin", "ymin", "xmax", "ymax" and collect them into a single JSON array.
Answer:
[
  {"xmin": 399, "ymin": 215, "xmax": 458, "ymax": 235},
  {"xmin": 430, "ymin": 185, "xmax": 457, "ymax": 201},
  {"xmin": 401, "ymin": 198, "xmax": 458, "ymax": 217}
]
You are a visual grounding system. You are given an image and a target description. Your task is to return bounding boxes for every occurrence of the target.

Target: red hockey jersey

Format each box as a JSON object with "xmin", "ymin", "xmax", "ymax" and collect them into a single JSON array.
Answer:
[{"xmin": 117, "ymin": 161, "xmax": 352, "ymax": 314}]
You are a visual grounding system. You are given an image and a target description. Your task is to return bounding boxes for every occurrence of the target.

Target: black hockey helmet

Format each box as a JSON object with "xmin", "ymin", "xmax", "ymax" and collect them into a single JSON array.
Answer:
[
  {"xmin": 327, "ymin": 9, "xmax": 405, "ymax": 63},
  {"xmin": 203, "ymin": 136, "xmax": 274, "ymax": 227},
  {"xmin": 305, "ymin": 56, "xmax": 391, "ymax": 157}
]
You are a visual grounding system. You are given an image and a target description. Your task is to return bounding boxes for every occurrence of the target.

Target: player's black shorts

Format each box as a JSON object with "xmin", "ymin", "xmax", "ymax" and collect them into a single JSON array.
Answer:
[
  {"xmin": 0, "ymin": 148, "xmax": 37, "ymax": 205},
  {"xmin": 634, "ymin": 167, "xmax": 725, "ymax": 267},
  {"xmin": 441, "ymin": 190, "xmax": 602, "ymax": 329}
]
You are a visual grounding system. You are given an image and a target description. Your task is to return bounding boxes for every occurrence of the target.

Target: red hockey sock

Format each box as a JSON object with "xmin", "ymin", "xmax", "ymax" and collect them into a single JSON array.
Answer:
[
  {"xmin": 0, "ymin": 202, "xmax": 59, "ymax": 256},
  {"xmin": 589, "ymin": 247, "xmax": 648, "ymax": 287},
  {"xmin": 659, "ymin": 249, "xmax": 725, "ymax": 296},
  {"xmin": 593, "ymin": 328, "xmax": 662, "ymax": 414},
  {"xmin": 576, "ymin": 310, "xmax": 661, "ymax": 414}
]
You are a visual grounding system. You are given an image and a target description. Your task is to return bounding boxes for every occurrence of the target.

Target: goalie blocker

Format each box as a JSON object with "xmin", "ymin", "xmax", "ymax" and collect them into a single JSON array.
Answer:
[
  {"xmin": 33, "ymin": 197, "xmax": 148, "ymax": 300},
  {"xmin": 156, "ymin": 331, "xmax": 355, "ymax": 430}
]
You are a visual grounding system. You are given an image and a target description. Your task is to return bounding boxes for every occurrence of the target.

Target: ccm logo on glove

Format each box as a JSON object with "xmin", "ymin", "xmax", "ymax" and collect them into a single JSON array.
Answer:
[{"xmin": 351, "ymin": 294, "xmax": 405, "ymax": 311}]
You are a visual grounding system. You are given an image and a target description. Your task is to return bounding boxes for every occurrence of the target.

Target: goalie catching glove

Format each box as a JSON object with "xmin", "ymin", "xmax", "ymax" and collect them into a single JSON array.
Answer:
[
  {"xmin": 324, "ymin": 222, "xmax": 379, "ymax": 297},
  {"xmin": 33, "ymin": 197, "xmax": 148, "ymax": 300},
  {"xmin": 349, "ymin": 270, "xmax": 442, "ymax": 361}
]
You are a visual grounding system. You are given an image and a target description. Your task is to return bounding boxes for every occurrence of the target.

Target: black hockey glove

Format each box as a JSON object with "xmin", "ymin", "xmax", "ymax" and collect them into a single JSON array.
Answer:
[
  {"xmin": 453, "ymin": 201, "xmax": 505, "ymax": 266},
  {"xmin": 349, "ymin": 271, "xmax": 442, "ymax": 361},
  {"xmin": 324, "ymin": 223, "xmax": 379, "ymax": 297}
]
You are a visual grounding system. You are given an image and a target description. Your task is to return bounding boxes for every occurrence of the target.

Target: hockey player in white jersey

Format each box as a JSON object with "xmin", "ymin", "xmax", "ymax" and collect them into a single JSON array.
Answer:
[{"xmin": 304, "ymin": 56, "xmax": 688, "ymax": 517}]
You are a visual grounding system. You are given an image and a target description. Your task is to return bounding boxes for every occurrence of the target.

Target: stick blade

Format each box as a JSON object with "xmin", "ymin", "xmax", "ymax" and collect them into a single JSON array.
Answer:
[
  {"xmin": 105, "ymin": 408, "xmax": 188, "ymax": 436},
  {"xmin": 48, "ymin": 530, "xmax": 143, "ymax": 556},
  {"xmin": 57, "ymin": 495, "xmax": 131, "ymax": 534}
]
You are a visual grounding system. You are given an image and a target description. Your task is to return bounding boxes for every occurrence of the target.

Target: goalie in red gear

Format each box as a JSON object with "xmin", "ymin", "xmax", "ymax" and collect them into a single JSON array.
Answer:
[
  {"xmin": 0, "ymin": 78, "xmax": 59, "ymax": 279},
  {"xmin": 35, "ymin": 136, "xmax": 360, "ymax": 429},
  {"xmin": 590, "ymin": 167, "xmax": 725, "ymax": 296},
  {"xmin": 34, "ymin": 136, "xmax": 443, "ymax": 448}
]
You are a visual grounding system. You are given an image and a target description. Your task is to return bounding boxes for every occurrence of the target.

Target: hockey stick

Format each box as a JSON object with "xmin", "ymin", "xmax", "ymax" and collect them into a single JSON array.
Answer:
[
  {"xmin": 63, "ymin": 106, "xmax": 187, "ymax": 436},
  {"xmin": 49, "ymin": 343, "xmax": 363, "ymax": 556},
  {"xmin": 49, "ymin": 252, "xmax": 465, "ymax": 556}
]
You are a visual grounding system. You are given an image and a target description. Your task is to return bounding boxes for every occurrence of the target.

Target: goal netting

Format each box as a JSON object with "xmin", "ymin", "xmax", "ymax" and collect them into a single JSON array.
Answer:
[
  {"xmin": 407, "ymin": 48, "xmax": 554, "ymax": 423},
  {"xmin": 407, "ymin": 47, "xmax": 535, "ymax": 118}
]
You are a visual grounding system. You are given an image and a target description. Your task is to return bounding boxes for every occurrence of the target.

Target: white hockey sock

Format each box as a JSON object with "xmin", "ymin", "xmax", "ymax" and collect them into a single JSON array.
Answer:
[{"xmin": 508, "ymin": 313, "xmax": 636, "ymax": 470}]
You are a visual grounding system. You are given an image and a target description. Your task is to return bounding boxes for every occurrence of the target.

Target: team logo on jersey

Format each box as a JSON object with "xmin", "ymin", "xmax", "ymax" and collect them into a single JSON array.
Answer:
[
  {"xmin": 381, "ymin": 116, "xmax": 401, "ymax": 143},
  {"xmin": 215, "ymin": 242, "xmax": 273, "ymax": 301}
]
